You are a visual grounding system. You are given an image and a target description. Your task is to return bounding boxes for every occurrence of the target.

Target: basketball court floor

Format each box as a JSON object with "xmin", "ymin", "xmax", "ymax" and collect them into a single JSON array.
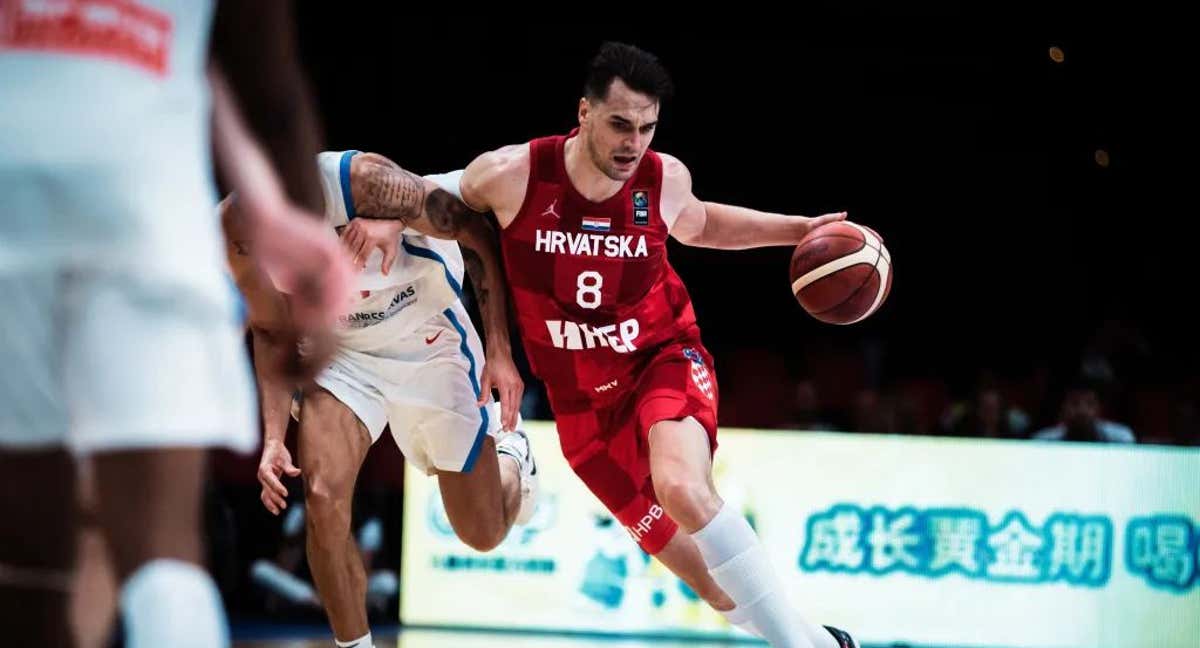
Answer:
[{"xmin": 232, "ymin": 626, "xmax": 760, "ymax": 648}]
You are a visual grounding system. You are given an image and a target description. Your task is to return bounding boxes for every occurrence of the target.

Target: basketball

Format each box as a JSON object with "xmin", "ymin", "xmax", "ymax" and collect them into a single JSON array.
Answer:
[{"xmin": 790, "ymin": 221, "xmax": 893, "ymax": 324}]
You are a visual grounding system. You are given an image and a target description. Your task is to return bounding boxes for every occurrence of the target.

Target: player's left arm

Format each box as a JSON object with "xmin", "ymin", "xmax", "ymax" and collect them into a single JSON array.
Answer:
[
  {"xmin": 348, "ymin": 153, "xmax": 523, "ymax": 430},
  {"xmin": 661, "ymin": 154, "xmax": 847, "ymax": 249}
]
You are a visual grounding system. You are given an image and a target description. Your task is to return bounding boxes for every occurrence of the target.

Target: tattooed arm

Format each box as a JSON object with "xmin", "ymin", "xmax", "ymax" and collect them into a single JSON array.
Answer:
[{"xmin": 348, "ymin": 153, "xmax": 523, "ymax": 429}]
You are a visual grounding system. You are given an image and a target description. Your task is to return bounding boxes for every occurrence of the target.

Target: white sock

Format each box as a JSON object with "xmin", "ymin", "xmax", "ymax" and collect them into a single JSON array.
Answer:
[
  {"xmin": 692, "ymin": 504, "xmax": 834, "ymax": 648},
  {"xmin": 335, "ymin": 631, "xmax": 373, "ymax": 648},
  {"xmin": 119, "ymin": 559, "xmax": 229, "ymax": 648},
  {"xmin": 720, "ymin": 602, "xmax": 761, "ymax": 637}
]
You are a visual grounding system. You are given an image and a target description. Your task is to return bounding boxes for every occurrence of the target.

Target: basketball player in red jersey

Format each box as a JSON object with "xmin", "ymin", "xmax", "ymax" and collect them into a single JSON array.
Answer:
[{"xmin": 454, "ymin": 43, "xmax": 859, "ymax": 648}]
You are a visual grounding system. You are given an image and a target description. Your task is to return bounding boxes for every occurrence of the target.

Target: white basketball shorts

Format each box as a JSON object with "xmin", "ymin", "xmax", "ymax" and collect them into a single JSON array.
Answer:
[
  {"xmin": 0, "ymin": 267, "xmax": 257, "ymax": 455},
  {"xmin": 309, "ymin": 300, "xmax": 502, "ymax": 475}
]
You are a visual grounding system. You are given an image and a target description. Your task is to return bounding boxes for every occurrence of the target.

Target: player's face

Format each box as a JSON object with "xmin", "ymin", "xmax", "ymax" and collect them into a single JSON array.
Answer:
[{"xmin": 579, "ymin": 79, "xmax": 660, "ymax": 181}]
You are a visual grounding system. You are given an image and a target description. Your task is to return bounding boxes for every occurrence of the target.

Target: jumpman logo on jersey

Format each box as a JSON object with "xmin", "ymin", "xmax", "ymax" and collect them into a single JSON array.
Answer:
[{"xmin": 542, "ymin": 199, "xmax": 560, "ymax": 219}]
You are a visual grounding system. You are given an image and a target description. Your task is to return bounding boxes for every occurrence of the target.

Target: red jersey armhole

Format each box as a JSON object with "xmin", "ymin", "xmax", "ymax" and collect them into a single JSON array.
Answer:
[
  {"xmin": 506, "ymin": 142, "xmax": 536, "ymax": 230},
  {"xmin": 508, "ymin": 139, "xmax": 555, "ymax": 230}
]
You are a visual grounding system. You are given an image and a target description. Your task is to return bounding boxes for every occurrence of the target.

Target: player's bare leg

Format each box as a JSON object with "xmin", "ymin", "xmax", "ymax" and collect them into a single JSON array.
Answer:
[
  {"xmin": 646, "ymin": 418, "xmax": 723, "ymax": 532},
  {"xmin": 297, "ymin": 388, "xmax": 373, "ymax": 644},
  {"xmin": 72, "ymin": 457, "xmax": 120, "ymax": 648},
  {"xmin": 91, "ymin": 448, "xmax": 228, "ymax": 647},
  {"xmin": 72, "ymin": 521, "xmax": 119, "ymax": 648},
  {"xmin": 92, "ymin": 450, "xmax": 205, "ymax": 575},
  {"xmin": 0, "ymin": 449, "xmax": 78, "ymax": 646},
  {"xmin": 649, "ymin": 417, "xmax": 843, "ymax": 648},
  {"xmin": 652, "ymin": 528, "xmax": 735, "ymax": 610},
  {"xmin": 435, "ymin": 435, "xmax": 524, "ymax": 551}
]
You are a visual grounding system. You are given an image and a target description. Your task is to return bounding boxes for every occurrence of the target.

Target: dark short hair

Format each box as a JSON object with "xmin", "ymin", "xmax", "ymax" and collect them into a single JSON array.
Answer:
[{"xmin": 584, "ymin": 42, "xmax": 674, "ymax": 103}]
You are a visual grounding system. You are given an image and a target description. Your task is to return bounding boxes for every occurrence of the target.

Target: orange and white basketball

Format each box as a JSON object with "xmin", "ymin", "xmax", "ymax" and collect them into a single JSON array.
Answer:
[{"xmin": 790, "ymin": 221, "xmax": 893, "ymax": 325}]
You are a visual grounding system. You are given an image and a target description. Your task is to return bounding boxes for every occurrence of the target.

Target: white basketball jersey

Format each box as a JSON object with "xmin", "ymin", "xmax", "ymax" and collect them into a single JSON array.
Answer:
[
  {"xmin": 316, "ymin": 150, "xmax": 466, "ymax": 352},
  {"xmin": 0, "ymin": 0, "xmax": 231, "ymax": 309}
]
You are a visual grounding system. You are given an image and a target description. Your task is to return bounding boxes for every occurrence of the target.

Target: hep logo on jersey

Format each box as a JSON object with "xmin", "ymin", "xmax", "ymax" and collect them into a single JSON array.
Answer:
[{"xmin": 546, "ymin": 318, "xmax": 640, "ymax": 353}]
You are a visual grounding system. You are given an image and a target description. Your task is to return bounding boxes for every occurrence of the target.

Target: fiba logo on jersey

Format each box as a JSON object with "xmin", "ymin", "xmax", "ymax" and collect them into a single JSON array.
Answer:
[{"xmin": 632, "ymin": 190, "xmax": 650, "ymax": 225}]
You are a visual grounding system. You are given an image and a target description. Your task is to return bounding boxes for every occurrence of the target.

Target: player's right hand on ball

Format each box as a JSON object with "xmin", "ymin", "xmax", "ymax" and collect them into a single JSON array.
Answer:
[
  {"xmin": 258, "ymin": 439, "xmax": 301, "ymax": 515},
  {"xmin": 794, "ymin": 211, "xmax": 849, "ymax": 239}
]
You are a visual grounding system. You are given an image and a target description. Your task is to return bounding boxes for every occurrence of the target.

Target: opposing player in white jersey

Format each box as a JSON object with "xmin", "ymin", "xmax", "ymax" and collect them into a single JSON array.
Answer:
[
  {"xmin": 223, "ymin": 149, "xmax": 538, "ymax": 648},
  {"xmin": 0, "ymin": 2, "xmax": 352, "ymax": 647}
]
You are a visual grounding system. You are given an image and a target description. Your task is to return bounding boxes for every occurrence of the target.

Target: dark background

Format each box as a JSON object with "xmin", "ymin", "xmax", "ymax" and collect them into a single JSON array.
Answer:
[{"xmin": 286, "ymin": 8, "xmax": 1194, "ymax": 438}]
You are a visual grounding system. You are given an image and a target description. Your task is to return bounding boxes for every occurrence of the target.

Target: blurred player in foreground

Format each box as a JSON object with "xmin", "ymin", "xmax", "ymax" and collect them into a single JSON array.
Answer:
[{"xmin": 0, "ymin": 2, "xmax": 352, "ymax": 646}]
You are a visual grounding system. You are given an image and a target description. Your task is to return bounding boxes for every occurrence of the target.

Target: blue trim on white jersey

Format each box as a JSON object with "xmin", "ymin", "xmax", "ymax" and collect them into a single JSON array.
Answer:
[
  {"xmin": 227, "ymin": 274, "xmax": 247, "ymax": 326},
  {"xmin": 339, "ymin": 150, "xmax": 360, "ymax": 220},
  {"xmin": 401, "ymin": 240, "xmax": 463, "ymax": 298},
  {"xmin": 444, "ymin": 307, "xmax": 489, "ymax": 473}
]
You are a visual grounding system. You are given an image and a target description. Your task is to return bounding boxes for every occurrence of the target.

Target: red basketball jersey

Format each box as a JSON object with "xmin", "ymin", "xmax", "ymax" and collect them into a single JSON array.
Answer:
[{"xmin": 500, "ymin": 131, "xmax": 703, "ymax": 410}]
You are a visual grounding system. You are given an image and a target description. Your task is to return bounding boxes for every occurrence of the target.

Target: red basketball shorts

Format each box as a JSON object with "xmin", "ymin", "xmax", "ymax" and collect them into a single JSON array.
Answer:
[{"xmin": 551, "ymin": 342, "xmax": 719, "ymax": 554}]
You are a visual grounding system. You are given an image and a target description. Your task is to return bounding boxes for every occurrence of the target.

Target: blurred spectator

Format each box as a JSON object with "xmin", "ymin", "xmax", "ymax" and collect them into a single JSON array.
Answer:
[
  {"xmin": 850, "ymin": 388, "xmax": 880, "ymax": 433},
  {"xmin": 775, "ymin": 379, "xmax": 839, "ymax": 431},
  {"xmin": 892, "ymin": 391, "xmax": 927, "ymax": 436},
  {"xmin": 850, "ymin": 388, "xmax": 895, "ymax": 434},
  {"xmin": 845, "ymin": 384, "xmax": 927, "ymax": 436},
  {"xmin": 1032, "ymin": 377, "xmax": 1135, "ymax": 443},
  {"xmin": 941, "ymin": 378, "xmax": 1030, "ymax": 439}
]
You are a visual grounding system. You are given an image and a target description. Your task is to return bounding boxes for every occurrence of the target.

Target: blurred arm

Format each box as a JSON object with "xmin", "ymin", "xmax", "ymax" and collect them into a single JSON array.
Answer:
[
  {"xmin": 210, "ymin": 0, "xmax": 324, "ymax": 212},
  {"xmin": 210, "ymin": 69, "xmax": 348, "ymax": 384},
  {"xmin": 220, "ymin": 197, "xmax": 297, "ymax": 447}
]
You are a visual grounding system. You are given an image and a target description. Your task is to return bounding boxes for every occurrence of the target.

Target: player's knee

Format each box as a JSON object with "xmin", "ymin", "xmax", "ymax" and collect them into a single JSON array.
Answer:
[
  {"xmin": 303, "ymin": 476, "xmax": 352, "ymax": 533},
  {"xmin": 655, "ymin": 476, "xmax": 719, "ymax": 529},
  {"xmin": 451, "ymin": 513, "xmax": 507, "ymax": 552},
  {"xmin": 460, "ymin": 528, "xmax": 505, "ymax": 552}
]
